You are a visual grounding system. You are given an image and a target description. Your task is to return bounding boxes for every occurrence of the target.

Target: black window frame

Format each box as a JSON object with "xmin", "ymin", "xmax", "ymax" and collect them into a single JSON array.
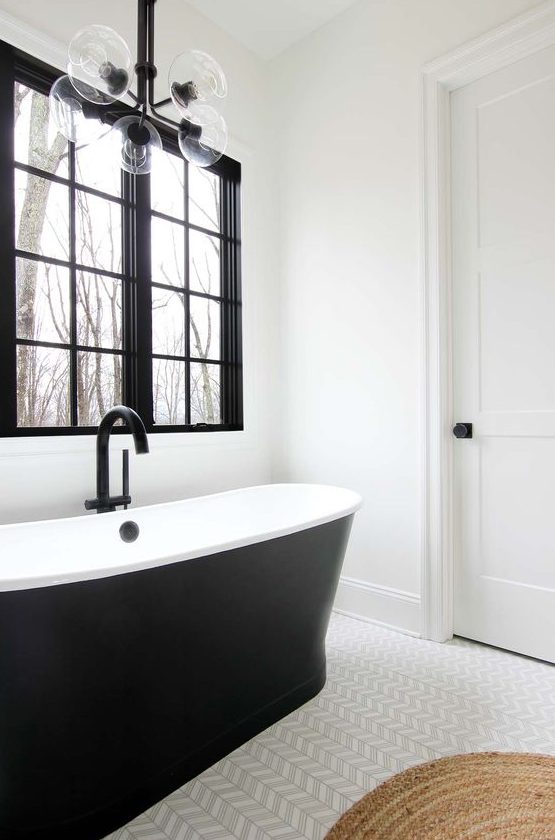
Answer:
[{"xmin": 0, "ymin": 41, "xmax": 243, "ymax": 437}]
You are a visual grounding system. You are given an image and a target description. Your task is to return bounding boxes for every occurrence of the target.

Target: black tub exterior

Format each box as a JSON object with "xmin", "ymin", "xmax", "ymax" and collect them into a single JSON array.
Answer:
[{"xmin": 0, "ymin": 515, "xmax": 353, "ymax": 840}]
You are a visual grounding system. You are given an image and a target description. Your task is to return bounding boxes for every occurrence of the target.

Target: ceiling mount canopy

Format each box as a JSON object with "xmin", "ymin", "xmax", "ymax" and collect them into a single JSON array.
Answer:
[{"xmin": 49, "ymin": 0, "xmax": 228, "ymax": 172}]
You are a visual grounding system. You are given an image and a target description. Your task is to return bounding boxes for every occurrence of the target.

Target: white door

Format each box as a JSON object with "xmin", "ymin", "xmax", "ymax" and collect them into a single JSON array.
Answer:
[{"xmin": 451, "ymin": 45, "xmax": 555, "ymax": 663}]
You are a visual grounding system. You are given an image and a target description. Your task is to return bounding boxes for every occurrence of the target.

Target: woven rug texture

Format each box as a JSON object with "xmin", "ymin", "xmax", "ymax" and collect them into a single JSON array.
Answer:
[{"xmin": 325, "ymin": 752, "xmax": 555, "ymax": 840}]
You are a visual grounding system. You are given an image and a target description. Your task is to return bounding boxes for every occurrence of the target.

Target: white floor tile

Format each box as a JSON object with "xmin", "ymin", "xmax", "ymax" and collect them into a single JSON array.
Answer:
[{"xmin": 106, "ymin": 612, "xmax": 555, "ymax": 840}]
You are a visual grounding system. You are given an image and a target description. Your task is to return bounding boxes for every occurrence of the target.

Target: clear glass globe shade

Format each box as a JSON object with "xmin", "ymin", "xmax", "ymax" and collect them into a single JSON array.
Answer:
[
  {"xmin": 169, "ymin": 50, "xmax": 227, "ymax": 121},
  {"xmin": 68, "ymin": 24, "xmax": 133, "ymax": 104},
  {"xmin": 178, "ymin": 110, "xmax": 227, "ymax": 169},
  {"xmin": 111, "ymin": 115, "xmax": 162, "ymax": 175},
  {"xmin": 49, "ymin": 75, "xmax": 107, "ymax": 144}
]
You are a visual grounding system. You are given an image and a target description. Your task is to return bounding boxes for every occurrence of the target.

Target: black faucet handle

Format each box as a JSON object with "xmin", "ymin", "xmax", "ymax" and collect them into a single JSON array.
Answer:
[
  {"xmin": 85, "ymin": 494, "xmax": 132, "ymax": 512},
  {"xmin": 108, "ymin": 494, "xmax": 132, "ymax": 508},
  {"xmin": 122, "ymin": 449, "xmax": 129, "ymax": 511}
]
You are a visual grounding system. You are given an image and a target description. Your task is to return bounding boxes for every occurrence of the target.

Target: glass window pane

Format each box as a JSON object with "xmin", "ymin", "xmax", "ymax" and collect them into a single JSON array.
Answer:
[
  {"xmin": 77, "ymin": 272, "xmax": 122, "ymax": 349},
  {"xmin": 151, "ymin": 148, "xmax": 184, "ymax": 219},
  {"xmin": 14, "ymin": 83, "xmax": 68, "ymax": 178},
  {"xmin": 153, "ymin": 359, "xmax": 186, "ymax": 425},
  {"xmin": 189, "ymin": 229, "xmax": 220, "ymax": 296},
  {"xmin": 189, "ymin": 167, "xmax": 220, "ymax": 232},
  {"xmin": 16, "ymin": 258, "xmax": 70, "ymax": 344},
  {"xmin": 17, "ymin": 345, "xmax": 70, "ymax": 427},
  {"xmin": 190, "ymin": 296, "xmax": 220, "ymax": 360},
  {"xmin": 15, "ymin": 170, "xmax": 69, "ymax": 261},
  {"xmin": 152, "ymin": 287, "xmax": 185, "ymax": 356},
  {"xmin": 77, "ymin": 351, "xmax": 122, "ymax": 426},
  {"xmin": 76, "ymin": 191, "xmax": 122, "ymax": 273},
  {"xmin": 151, "ymin": 217, "xmax": 184, "ymax": 287},
  {"xmin": 190, "ymin": 362, "xmax": 221, "ymax": 424},
  {"xmin": 75, "ymin": 133, "xmax": 121, "ymax": 197}
]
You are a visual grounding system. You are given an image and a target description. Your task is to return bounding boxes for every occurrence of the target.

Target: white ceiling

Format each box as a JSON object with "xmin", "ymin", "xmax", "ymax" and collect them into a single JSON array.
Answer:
[{"xmin": 185, "ymin": 0, "xmax": 362, "ymax": 60}]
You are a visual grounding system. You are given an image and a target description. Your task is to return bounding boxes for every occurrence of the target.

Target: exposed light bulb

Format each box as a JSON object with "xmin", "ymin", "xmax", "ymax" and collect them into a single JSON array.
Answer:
[
  {"xmin": 111, "ymin": 115, "xmax": 162, "ymax": 175},
  {"xmin": 99, "ymin": 61, "xmax": 129, "ymax": 97},
  {"xmin": 178, "ymin": 108, "xmax": 227, "ymax": 168},
  {"xmin": 49, "ymin": 74, "xmax": 107, "ymax": 144},
  {"xmin": 122, "ymin": 137, "xmax": 147, "ymax": 171},
  {"xmin": 169, "ymin": 50, "xmax": 227, "ymax": 124},
  {"xmin": 68, "ymin": 24, "xmax": 133, "ymax": 104},
  {"xmin": 52, "ymin": 11, "xmax": 230, "ymax": 173}
]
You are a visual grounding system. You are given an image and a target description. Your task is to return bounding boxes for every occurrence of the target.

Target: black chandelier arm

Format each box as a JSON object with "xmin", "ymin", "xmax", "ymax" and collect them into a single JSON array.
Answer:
[
  {"xmin": 94, "ymin": 96, "xmax": 178, "ymax": 133},
  {"xmin": 150, "ymin": 95, "xmax": 172, "ymax": 109},
  {"xmin": 105, "ymin": 102, "xmax": 141, "ymax": 119},
  {"xmin": 149, "ymin": 104, "xmax": 181, "ymax": 131}
]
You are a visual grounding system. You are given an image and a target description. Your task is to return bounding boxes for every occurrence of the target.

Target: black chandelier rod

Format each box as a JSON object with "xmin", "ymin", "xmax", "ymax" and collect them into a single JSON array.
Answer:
[
  {"xmin": 95, "ymin": 0, "xmax": 185, "ymax": 132},
  {"xmin": 130, "ymin": 0, "xmax": 181, "ymax": 129},
  {"xmin": 134, "ymin": 0, "xmax": 148, "ymax": 107}
]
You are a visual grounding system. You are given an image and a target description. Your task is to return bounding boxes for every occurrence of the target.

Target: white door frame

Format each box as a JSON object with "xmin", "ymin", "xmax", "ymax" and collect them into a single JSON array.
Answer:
[{"xmin": 421, "ymin": 0, "xmax": 555, "ymax": 642}]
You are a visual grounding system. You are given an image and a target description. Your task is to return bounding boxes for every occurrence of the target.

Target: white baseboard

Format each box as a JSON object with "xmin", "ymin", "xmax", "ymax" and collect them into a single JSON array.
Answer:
[{"xmin": 334, "ymin": 576, "xmax": 421, "ymax": 637}]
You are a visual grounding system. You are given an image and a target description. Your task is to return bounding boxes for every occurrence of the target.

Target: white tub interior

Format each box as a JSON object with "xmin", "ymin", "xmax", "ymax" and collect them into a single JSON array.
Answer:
[{"xmin": 0, "ymin": 484, "xmax": 362, "ymax": 592}]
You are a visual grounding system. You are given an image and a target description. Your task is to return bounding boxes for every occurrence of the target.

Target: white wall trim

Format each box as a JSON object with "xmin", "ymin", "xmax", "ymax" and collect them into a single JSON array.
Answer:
[
  {"xmin": 335, "ymin": 576, "xmax": 421, "ymax": 637},
  {"xmin": 0, "ymin": 9, "xmax": 65, "ymax": 68},
  {"xmin": 420, "ymin": 0, "xmax": 555, "ymax": 642},
  {"xmin": 0, "ymin": 430, "xmax": 255, "ymax": 459}
]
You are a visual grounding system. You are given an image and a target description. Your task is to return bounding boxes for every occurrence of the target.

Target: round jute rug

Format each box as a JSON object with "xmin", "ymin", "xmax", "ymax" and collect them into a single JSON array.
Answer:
[{"xmin": 325, "ymin": 752, "xmax": 555, "ymax": 840}]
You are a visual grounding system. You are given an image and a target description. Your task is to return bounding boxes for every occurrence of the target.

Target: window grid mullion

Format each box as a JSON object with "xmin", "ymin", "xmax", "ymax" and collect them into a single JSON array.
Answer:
[
  {"xmin": 69, "ymin": 140, "xmax": 78, "ymax": 427},
  {"xmin": 151, "ymin": 206, "xmax": 226, "ymax": 240},
  {"xmin": 17, "ymin": 337, "xmax": 125, "ymax": 356},
  {"xmin": 150, "ymin": 279, "xmax": 229, "ymax": 305},
  {"xmin": 121, "ymin": 170, "xmax": 134, "ymax": 410},
  {"xmin": 14, "ymin": 249, "xmax": 126, "ymax": 282},
  {"xmin": 184, "ymin": 159, "xmax": 191, "ymax": 426},
  {"xmin": 0, "ymin": 44, "xmax": 17, "ymax": 434},
  {"xmin": 152, "ymin": 353, "xmax": 224, "ymax": 365},
  {"xmin": 134, "ymin": 165, "xmax": 153, "ymax": 428},
  {"xmin": 220, "ymin": 176, "xmax": 228, "ymax": 424},
  {"xmin": 14, "ymin": 161, "xmax": 129, "ymax": 207}
]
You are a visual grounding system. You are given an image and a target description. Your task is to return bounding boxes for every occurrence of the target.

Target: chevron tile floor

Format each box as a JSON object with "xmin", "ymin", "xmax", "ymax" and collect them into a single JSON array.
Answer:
[{"xmin": 106, "ymin": 612, "xmax": 555, "ymax": 840}]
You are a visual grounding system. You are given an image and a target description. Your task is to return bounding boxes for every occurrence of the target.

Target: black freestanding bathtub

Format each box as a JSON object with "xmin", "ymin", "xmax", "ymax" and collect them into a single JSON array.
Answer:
[{"xmin": 0, "ymin": 483, "xmax": 361, "ymax": 840}]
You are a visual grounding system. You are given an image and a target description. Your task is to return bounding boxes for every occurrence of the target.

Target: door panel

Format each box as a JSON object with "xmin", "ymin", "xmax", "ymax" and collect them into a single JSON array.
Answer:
[
  {"xmin": 479, "ymin": 259, "xmax": 555, "ymax": 412},
  {"xmin": 478, "ymin": 75, "xmax": 555, "ymax": 247},
  {"xmin": 480, "ymin": 438, "xmax": 555, "ymax": 589},
  {"xmin": 451, "ymin": 46, "xmax": 555, "ymax": 663}
]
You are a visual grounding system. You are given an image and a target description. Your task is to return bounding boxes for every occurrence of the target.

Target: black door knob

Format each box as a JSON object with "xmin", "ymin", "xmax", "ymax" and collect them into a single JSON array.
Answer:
[{"xmin": 453, "ymin": 422, "xmax": 473, "ymax": 439}]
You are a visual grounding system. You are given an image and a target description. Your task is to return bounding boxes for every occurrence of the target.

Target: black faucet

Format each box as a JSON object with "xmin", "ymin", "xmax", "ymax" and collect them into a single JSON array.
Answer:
[{"xmin": 85, "ymin": 406, "xmax": 149, "ymax": 514}]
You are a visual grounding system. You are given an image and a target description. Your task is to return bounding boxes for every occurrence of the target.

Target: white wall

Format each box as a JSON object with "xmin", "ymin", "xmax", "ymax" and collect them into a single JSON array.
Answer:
[
  {"xmin": 269, "ymin": 0, "xmax": 540, "ymax": 634},
  {"xmin": 0, "ymin": 0, "xmax": 278, "ymax": 524},
  {"xmin": 0, "ymin": 0, "xmax": 544, "ymax": 637}
]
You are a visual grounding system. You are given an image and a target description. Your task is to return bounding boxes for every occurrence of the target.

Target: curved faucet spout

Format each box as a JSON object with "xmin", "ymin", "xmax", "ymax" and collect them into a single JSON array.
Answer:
[
  {"xmin": 85, "ymin": 405, "xmax": 149, "ymax": 514},
  {"xmin": 98, "ymin": 405, "xmax": 149, "ymax": 456}
]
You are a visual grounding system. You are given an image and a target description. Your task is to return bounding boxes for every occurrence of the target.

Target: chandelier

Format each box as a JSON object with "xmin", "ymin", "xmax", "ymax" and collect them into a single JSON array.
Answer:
[{"xmin": 49, "ymin": 0, "xmax": 228, "ymax": 173}]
